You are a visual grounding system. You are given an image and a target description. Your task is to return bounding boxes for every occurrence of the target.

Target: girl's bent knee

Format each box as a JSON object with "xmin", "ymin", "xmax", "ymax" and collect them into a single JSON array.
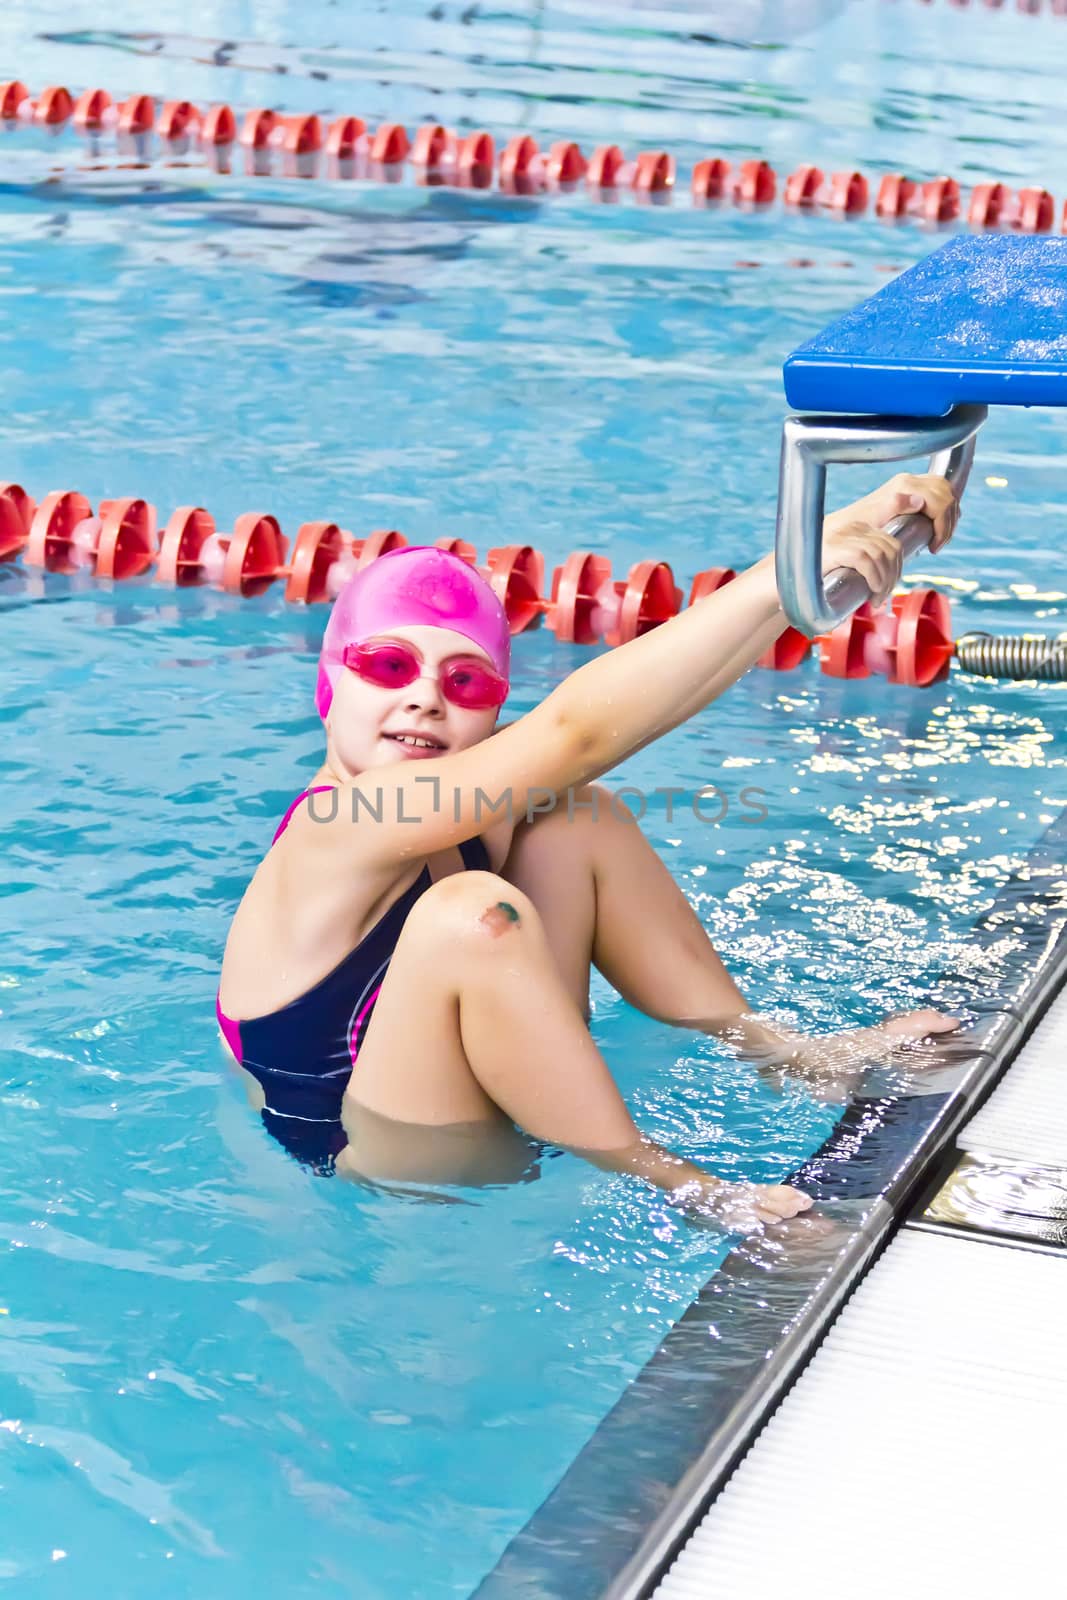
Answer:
[{"xmin": 411, "ymin": 871, "xmax": 537, "ymax": 948}]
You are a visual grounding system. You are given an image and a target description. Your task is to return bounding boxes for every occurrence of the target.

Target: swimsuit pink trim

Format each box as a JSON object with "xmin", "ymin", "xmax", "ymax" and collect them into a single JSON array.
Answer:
[
  {"xmin": 349, "ymin": 981, "xmax": 383, "ymax": 1067},
  {"xmin": 270, "ymin": 784, "xmax": 335, "ymax": 846},
  {"xmin": 216, "ymin": 994, "xmax": 243, "ymax": 1062}
]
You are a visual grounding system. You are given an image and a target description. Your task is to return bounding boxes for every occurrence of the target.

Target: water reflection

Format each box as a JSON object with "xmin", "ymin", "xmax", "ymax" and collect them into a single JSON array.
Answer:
[{"xmin": 924, "ymin": 1150, "xmax": 1067, "ymax": 1246}]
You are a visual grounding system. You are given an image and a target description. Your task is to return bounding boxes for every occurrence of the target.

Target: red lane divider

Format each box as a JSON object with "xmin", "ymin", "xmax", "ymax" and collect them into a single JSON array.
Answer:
[
  {"xmin": 482, "ymin": 545, "xmax": 547, "ymax": 633},
  {"xmin": 0, "ymin": 480, "xmax": 962, "ymax": 686},
  {"xmin": 1, "ymin": 76, "xmax": 1063, "ymax": 232},
  {"xmin": 24, "ymin": 491, "xmax": 157, "ymax": 579},
  {"xmin": 327, "ymin": 114, "xmax": 367, "ymax": 159},
  {"xmin": 968, "ymin": 182, "xmax": 1054, "ymax": 230},
  {"xmin": 816, "ymin": 590, "xmax": 954, "ymax": 687},
  {"xmin": 783, "ymin": 166, "xmax": 870, "ymax": 214},
  {"xmin": 371, "ymin": 122, "xmax": 409, "ymax": 164},
  {"xmin": 876, "ymin": 173, "xmax": 916, "ymax": 217},
  {"xmin": 119, "ymin": 94, "xmax": 155, "ymax": 136},
  {"xmin": 546, "ymin": 551, "xmax": 682, "ymax": 644},
  {"xmin": 158, "ymin": 100, "xmax": 199, "ymax": 140},
  {"xmin": 691, "ymin": 157, "xmax": 731, "ymax": 201},
  {"xmin": 156, "ymin": 506, "xmax": 287, "ymax": 594},
  {"xmin": 733, "ymin": 159, "xmax": 777, "ymax": 205},
  {"xmin": 0, "ymin": 482, "xmax": 35, "ymax": 560}
]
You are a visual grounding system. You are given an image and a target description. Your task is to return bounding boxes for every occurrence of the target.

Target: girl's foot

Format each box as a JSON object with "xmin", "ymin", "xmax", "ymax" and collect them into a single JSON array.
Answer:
[{"xmin": 733, "ymin": 1009, "xmax": 962, "ymax": 1100}]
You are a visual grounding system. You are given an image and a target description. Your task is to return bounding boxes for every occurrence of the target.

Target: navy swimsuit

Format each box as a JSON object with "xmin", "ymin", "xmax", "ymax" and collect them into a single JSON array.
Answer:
[{"xmin": 217, "ymin": 787, "xmax": 491, "ymax": 1170}]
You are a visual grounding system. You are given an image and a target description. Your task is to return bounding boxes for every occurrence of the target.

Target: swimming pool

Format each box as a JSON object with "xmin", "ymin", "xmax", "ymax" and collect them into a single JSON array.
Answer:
[{"xmin": 2, "ymin": 1, "xmax": 1066, "ymax": 1594}]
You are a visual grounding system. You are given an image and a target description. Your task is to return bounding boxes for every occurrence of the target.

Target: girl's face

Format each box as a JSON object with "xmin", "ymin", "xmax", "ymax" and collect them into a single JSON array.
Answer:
[{"xmin": 323, "ymin": 624, "xmax": 504, "ymax": 778}]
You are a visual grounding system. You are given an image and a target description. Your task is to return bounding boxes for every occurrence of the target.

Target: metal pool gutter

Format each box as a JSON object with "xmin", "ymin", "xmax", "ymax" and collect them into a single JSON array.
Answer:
[{"xmin": 473, "ymin": 806, "xmax": 1067, "ymax": 1600}]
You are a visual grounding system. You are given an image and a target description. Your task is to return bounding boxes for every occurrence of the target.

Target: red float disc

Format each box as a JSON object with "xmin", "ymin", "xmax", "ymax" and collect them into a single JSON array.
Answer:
[
  {"xmin": 157, "ymin": 507, "xmax": 216, "ymax": 586},
  {"xmin": 412, "ymin": 124, "xmax": 454, "ymax": 168},
  {"xmin": 606, "ymin": 560, "xmax": 682, "ymax": 645},
  {"xmin": 484, "ymin": 545, "xmax": 547, "ymax": 634},
  {"xmin": 239, "ymin": 108, "xmax": 277, "ymax": 148},
  {"xmin": 0, "ymin": 491, "xmax": 28, "ymax": 562},
  {"xmin": 283, "ymin": 114, "xmax": 323, "ymax": 155},
  {"xmin": 73, "ymin": 88, "xmax": 113, "ymax": 131},
  {"xmin": 892, "ymin": 588, "xmax": 954, "ymax": 687},
  {"xmin": 1017, "ymin": 187, "xmax": 1054, "ymax": 233},
  {"xmin": 158, "ymin": 100, "xmax": 200, "ymax": 140},
  {"xmin": 816, "ymin": 604, "xmax": 876, "ymax": 679},
  {"xmin": 96, "ymin": 498, "xmax": 158, "ymax": 580},
  {"xmin": 201, "ymin": 104, "xmax": 237, "ymax": 146},
  {"xmin": 355, "ymin": 529, "xmax": 408, "ymax": 568},
  {"xmin": 691, "ymin": 158, "xmax": 731, "ymax": 200},
  {"xmin": 157, "ymin": 100, "xmax": 199, "ymax": 140},
  {"xmin": 0, "ymin": 82, "xmax": 29, "ymax": 119},
  {"xmin": 457, "ymin": 131, "xmax": 495, "ymax": 184},
  {"xmin": 875, "ymin": 173, "xmax": 915, "ymax": 217},
  {"xmin": 284, "ymin": 521, "xmax": 348, "ymax": 604},
  {"xmin": 688, "ymin": 567, "xmax": 736, "ymax": 605},
  {"xmin": 734, "ymin": 159, "xmax": 776, "ymax": 203},
  {"xmin": 586, "ymin": 146, "xmax": 625, "ymax": 188},
  {"xmin": 454, "ymin": 131, "xmax": 495, "ymax": 187},
  {"xmin": 459, "ymin": 131, "xmax": 494, "ymax": 169},
  {"xmin": 370, "ymin": 123, "xmax": 410, "ymax": 164},
  {"xmin": 920, "ymin": 176, "xmax": 960, "ymax": 223},
  {"xmin": 784, "ymin": 165, "xmax": 824, "ymax": 206},
  {"xmin": 548, "ymin": 552, "xmax": 613, "ymax": 644},
  {"xmin": 546, "ymin": 142, "xmax": 586, "ymax": 184},
  {"xmin": 222, "ymin": 513, "xmax": 287, "ymax": 595},
  {"xmin": 757, "ymin": 627, "xmax": 812, "ymax": 671},
  {"xmin": 500, "ymin": 135, "xmax": 540, "ymax": 191},
  {"xmin": 0, "ymin": 481, "xmax": 36, "ymax": 536},
  {"xmin": 434, "ymin": 538, "xmax": 478, "ymax": 564},
  {"xmin": 25, "ymin": 490, "xmax": 93, "ymax": 573},
  {"xmin": 828, "ymin": 170, "xmax": 868, "ymax": 213},
  {"xmin": 633, "ymin": 151, "xmax": 675, "ymax": 194},
  {"xmin": 116, "ymin": 94, "xmax": 154, "ymax": 136},
  {"xmin": 36, "ymin": 86, "xmax": 74, "ymax": 125},
  {"xmin": 326, "ymin": 115, "xmax": 366, "ymax": 158},
  {"xmin": 968, "ymin": 181, "xmax": 1009, "ymax": 228}
]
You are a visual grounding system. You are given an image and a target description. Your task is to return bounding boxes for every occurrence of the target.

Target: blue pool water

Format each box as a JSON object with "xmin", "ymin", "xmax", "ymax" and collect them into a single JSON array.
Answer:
[{"xmin": 1, "ymin": 1, "xmax": 1066, "ymax": 1594}]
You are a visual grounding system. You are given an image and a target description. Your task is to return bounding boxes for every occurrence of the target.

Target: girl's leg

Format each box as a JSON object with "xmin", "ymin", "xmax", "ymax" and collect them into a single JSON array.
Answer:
[
  {"xmin": 340, "ymin": 867, "xmax": 811, "ymax": 1224},
  {"xmin": 342, "ymin": 869, "xmax": 642, "ymax": 1174},
  {"xmin": 500, "ymin": 786, "xmax": 959, "ymax": 1086},
  {"xmin": 500, "ymin": 785, "xmax": 750, "ymax": 1032}
]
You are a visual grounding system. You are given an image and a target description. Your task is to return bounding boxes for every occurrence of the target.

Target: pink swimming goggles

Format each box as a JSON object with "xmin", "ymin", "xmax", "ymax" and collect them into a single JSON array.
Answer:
[
  {"xmin": 342, "ymin": 639, "xmax": 509, "ymax": 710},
  {"xmin": 316, "ymin": 546, "xmax": 512, "ymax": 721}
]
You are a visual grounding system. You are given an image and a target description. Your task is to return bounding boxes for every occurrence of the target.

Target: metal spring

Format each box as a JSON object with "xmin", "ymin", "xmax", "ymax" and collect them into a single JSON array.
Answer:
[{"xmin": 955, "ymin": 632, "xmax": 1067, "ymax": 681}]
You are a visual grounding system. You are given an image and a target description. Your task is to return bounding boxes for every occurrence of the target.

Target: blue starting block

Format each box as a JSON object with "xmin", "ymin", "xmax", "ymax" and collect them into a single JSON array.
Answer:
[{"xmin": 775, "ymin": 235, "xmax": 1067, "ymax": 636}]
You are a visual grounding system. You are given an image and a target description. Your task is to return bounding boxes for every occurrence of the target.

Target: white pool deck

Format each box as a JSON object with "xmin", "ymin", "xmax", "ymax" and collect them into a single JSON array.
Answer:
[{"xmin": 653, "ymin": 989, "xmax": 1067, "ymax": 1600}]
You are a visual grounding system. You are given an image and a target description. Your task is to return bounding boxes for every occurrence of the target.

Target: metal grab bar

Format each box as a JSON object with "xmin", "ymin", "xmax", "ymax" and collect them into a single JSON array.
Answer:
[{"xmin": 774, "ymin": 401, "xmax": 988, "ymax": 637}]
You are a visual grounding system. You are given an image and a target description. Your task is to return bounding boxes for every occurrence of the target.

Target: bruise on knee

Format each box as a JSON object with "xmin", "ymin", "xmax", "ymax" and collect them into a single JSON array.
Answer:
[{"xmin": 478, "ymin": 900, "xmax": 521, "ymax": 938}]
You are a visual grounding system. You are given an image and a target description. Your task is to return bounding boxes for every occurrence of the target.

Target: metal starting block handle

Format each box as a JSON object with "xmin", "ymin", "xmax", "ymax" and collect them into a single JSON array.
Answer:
[{"xmin": 775, "ymin": 401, "xmax": 987, "ymax": 637}]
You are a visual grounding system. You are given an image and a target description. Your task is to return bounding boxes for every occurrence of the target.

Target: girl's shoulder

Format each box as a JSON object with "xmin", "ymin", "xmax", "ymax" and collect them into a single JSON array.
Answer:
[{"xmin": 219, "ymin": 808, "xmax": 424, "ymax": 1021}]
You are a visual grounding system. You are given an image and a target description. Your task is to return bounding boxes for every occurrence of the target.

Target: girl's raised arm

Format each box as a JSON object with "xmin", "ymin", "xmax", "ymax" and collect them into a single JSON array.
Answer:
[
  {"xmin": 302, "ymin": 554, "xmax": 780, "ymax": 871},
  {"xmin": 307, "ymin": 474, "xmax": 956, "ymax": 869}
]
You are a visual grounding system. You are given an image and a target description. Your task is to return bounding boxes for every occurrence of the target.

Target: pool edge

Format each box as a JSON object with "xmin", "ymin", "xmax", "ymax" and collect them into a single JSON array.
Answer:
[{"xmin": 472, "ymin": 805, "xmax": 1067, "ymax": 1600}]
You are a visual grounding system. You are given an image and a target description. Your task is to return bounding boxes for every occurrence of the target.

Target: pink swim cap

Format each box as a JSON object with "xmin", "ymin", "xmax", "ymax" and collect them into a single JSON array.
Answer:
[{"xmin": 316, "ymin": 546, "xmax": 511, "ymax": 719}]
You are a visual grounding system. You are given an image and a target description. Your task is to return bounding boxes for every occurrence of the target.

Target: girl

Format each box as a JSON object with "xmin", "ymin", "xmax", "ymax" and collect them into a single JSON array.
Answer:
[{"xmin": 218, "ymin": 472, "xmax": 960, "ymax": 1229}]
